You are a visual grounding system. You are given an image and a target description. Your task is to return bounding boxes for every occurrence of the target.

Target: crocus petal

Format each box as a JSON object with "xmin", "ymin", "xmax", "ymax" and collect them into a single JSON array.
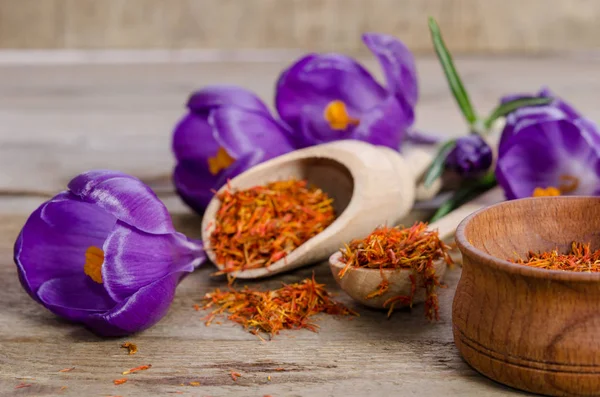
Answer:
[
  {"xmin": 499, "ymin": 87, "xmax": 600, "ymax": 155},
  {"xmin": 173, "ymin": 161, "xmax": 218, "ymax": 214},
  {"xmin": 275, "ymin": 53, "xmax": 387, "ymax": 134},
  {"xmin": 446, "ymin": 135, "xmax": 493, "ymax": 178},
  {"xmin": 211, "ymin": 150, "xmax": 268, "ymax": 190},
  {"xmin": 37, "ymin": 276, "xmax": 116, "ymax": 321},
  {"xmin": 290, "ymin": 96, "xmax": 410, "ymax": 149},
  {"xmin": 187, "ymin": 85, "xmax": 270, "ymax": 115},
  {"xmin": 85, "ymin": 272, "xmax": 182, "ymax": 336},
  {"xmin": 172, "ymin": 105, "xmax": 294, "ymax": 212},
  {"xmin": 69, "ymin": 170, "xmax": 174, "ymax": 235},
  {"xmin": 496, "ymin": 119, "xmax": 600, "ymax": 199},
  {"xmin": 351, "ymin": 95, "xmax": 412, "ymax": 149},
  {"xmin": 172, "ymin": 113, "xmax": 220, "ymax": 161},
  {"xmin": 500, "ymin": 105, "xmax": 570, "ymax": 155},
  {"xmin": 14, "ymin": 194, "xmax": 116, "ymax": 296},
  {"xmin": 405, "ymin": 129, "xmax": 442, "ymax": 145},
  {"xmin": 173, "ymin": 150, "xmax": 268, "ymax": 213},
  {"xmin": 208, "ymin": 107, "xmax": 295, "ymax": 157},
  {"xmin": 362, "ymin": 32, "xmax": 418, "ymax": 107},
  {"xmin": 537, "ymin": 87, "xmax": 582, "ymax": 120},
  {"xmin": 102, "ymin": 222, "xmax": 203, "ymax": 302}
]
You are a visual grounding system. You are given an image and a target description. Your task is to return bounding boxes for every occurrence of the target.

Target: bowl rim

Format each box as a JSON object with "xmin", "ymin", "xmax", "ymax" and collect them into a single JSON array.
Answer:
[
  {"xmin": 455, "ymin": 196, "xmax": 600, "ymax": 282},
  {"xmin": 328, "ymin": 250, "xmax": 447, "ymax": 272}
]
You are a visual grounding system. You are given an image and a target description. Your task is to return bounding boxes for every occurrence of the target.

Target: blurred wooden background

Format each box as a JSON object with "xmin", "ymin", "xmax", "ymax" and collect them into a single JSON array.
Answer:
[{"xmin": 1, "ymin": 0, "xmax": 600, "ymax": 54}]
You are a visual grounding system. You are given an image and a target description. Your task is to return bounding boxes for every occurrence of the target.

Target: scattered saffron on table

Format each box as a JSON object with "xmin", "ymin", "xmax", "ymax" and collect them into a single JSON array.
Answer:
[
  {"xmin": 512, "ymin": 242, "xmax": 600, "ymax": 272},
  {"xmin": 120, "ymin": 342, "xmax": 138, "ymax": 355},
  {"xmin": 339, "ymin": 222, "xmax": 452, "ymax": 320},
  {"xmin": 209, "ymin": 179, "xmax": 336, "ymax": 276},
  {"xmin": 14, "ymin": 383, "xmax": 31, "ymax": 389},
  {"xmin": 201, "ymin": 275, "xmax": 357, "ymax": 338},
  {"xmin": 189, "ymin": 381, "xmax": 201, "ymax": 386},
  {"xmin": 267, "ymin": 375, "xmax": 272, "ymax": 381},
  {"xmin": 230, "ymin": 371, "xmax": 242, "ymax": 381},
  {"xmin": 113, "ymin": 378, "xmax": 127, "ymax": 385},
  {"xmin": 60, "ymin": 386, "xmax": 68, "ymax": 391},
  {"xmin": 59, "ymin": 367, "xmax": 75, "ymax": 373},
  {"xmin": 122, "ymin": 364, "xmax": 152, "ymax": 375},
  {"xmin": 193, "ymin": 304, "xmax": 201, "ymax": 311}
]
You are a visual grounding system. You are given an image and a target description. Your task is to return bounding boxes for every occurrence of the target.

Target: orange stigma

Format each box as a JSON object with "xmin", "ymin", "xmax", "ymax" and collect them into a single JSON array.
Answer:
[
  {"xmin": 208, "ymin": 147, "xmax": 235, "ymax": 175},
  {"xmin": 84, "ymin": 246, "xmax": 104, "ymax": 284},
  {"xmin": 324, "ymin": 100, "xmax": 360, "ymax": 130},
  {"xmin": 532, "ymin": 186, "xmax": 561, "ymax": 197},
  {"xmin": 532, "ymin": 174, "xmax": 580, "ymax": 198}
]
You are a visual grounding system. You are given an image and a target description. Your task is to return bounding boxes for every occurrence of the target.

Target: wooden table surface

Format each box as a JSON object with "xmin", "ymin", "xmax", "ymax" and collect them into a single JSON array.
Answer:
[{"xmin": 3, "ymin": 54, "xmax": 598, "ymax": 396}]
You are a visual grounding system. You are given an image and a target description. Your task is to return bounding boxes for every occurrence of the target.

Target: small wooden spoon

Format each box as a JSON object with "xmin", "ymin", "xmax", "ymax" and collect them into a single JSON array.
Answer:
[
  {"xmin": 201, "ymin": 140, "xmax": 439, "ymax": 279},
  {"xmin": 328, "ymin": 187, "xmax": 504, "ymax": 309}
]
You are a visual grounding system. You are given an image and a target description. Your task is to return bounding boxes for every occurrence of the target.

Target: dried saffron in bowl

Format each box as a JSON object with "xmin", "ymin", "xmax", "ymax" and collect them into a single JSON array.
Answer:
[
  {"xmin": 201, "ymin": 275, "xmax": 357, "ymax": 339},
  {"xmin": 339, "ymin": 222, "xmax": 453, "ymax": 320},
  {"xmin": 209, "ymin": 179, "xmax": 336, "ymax": 274},
  {"xmin": 511, "ymin": 242, "xmax": 600, "ymax": 272}
]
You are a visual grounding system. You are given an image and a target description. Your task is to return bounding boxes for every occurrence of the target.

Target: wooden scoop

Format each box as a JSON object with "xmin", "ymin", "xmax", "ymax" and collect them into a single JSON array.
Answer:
[
  {"xmin": 201, "ymin": 140, "xmax": 439, "ymax": 279},
  {"xmin": 328, "ymin": 187, "xmax": 504, "ymax": 309}
]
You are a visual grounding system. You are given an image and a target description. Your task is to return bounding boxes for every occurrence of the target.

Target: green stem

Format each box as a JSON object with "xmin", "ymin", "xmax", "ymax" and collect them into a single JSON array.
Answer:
[
  {"xmin": 429, "ymin": 172, "xmax": 497, "ymax": 223},
  {"xmin": 423, "ymin": 139, "xmax": 457, "ymax": 188},
  {"xmin": 484, "ymin": 97, "xmax": 553, "ymax": 130},
  {"xmin": 428, "ymin": 17, "xmax": 477, "ymax": 126}
]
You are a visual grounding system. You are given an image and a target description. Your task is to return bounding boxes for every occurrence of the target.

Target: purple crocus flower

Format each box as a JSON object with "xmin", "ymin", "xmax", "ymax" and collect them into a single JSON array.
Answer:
[
  {"xmin": 173, "ymin": 86, "xmax": 296, "ymax": 213},
  {"xmin": 496, "ymin": 88, "xmax": 600, "ymax": 199},
  {"xmin": 496, "ymin": 118, "xmax": 600, "ymax": 199},
  {"xmin": 500, "ymin": 87, "xmax": 600, "ymax": 154},
  {"xmin": 446, "ymin": 135, "xmax": 493, "ymax": 178},
  {"xmin": 14, "ymin": 170, "xmax": 205, "ymax": 336},
  {"xmin": 275, "ymin": 33, "xmax": 418, "ymax": 149}
]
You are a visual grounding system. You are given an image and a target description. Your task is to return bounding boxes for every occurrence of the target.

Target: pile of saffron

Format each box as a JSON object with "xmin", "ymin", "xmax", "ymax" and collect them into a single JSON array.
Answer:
[
  {"xmin": 201, "ymin": 276, "xmax": 357, "ymax": 338},
  {"xmin": 339, "ymin": 222, "xmax": 452, "ymax": 320},
  {"xmin": 512, "ymin": 242, "xmax": 600, "ymax": 272},
  {"xmin": 209, "ymin": 179, "xmax": 336, "ymax": 275}
]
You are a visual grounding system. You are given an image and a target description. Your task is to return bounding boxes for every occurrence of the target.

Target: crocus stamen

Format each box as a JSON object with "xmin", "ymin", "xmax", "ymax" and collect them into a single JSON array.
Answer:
[
  {"xmin": 558, "ymin": 174, "xmax": 580, "ymax": 194},
  {"xmin": 324, "ymin": 100, "xmax": 360, "ymax": 130},
  {"xmin": 84, "ymin": 246, "xmax": 104, "ymax": 284},
  {"xmin": 208, "ymin": 147, "xmax": 235, "ymax": 175},
  {"xmin": 532, "ymin": 187, "xmax": 561, "ymax": 197},
  {"xmin": 532, "ymin": 174, "xmax": 580, "ymax": 198}
]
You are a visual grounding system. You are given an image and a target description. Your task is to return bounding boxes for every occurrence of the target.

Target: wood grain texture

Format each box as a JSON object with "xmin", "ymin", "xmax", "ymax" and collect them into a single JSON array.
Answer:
[
  {"xmin": 454, "ymin": 197, "xmax": 600, "ymax": 396},
  {"xmin": 1, "ymin": 0, "xmax": 600, "ymax": 53},
  {"xmin": 0, "ymin": 214, "xmax": 528, "ymax": 396},
  {"xmin": 0, "ymin": 0, "xmax": 64, "ymax": 49},
  {"xmin": 63, "ymin": 0, "xmax": 169, "ymax": 49},
  {"xmin": 0, "ymin": 57, "xmax": 593, "ymax": 396},
  {"xmin": 2, "ymin": 56, "xmax": 600, "ymax": 199}
]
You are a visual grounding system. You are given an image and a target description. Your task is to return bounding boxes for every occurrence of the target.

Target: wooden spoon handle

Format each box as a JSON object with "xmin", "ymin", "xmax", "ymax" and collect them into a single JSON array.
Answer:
[{"xmin": 428, "ymin": 186, "xmax": 505, "ymax": 241}]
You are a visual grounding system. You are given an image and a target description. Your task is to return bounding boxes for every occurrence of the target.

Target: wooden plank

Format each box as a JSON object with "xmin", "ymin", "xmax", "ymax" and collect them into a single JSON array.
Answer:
[
  {"xmin": 0, "ymin": 0, "xmax": 64, "ymax": 49},
  {"xmin": 0, "ymin": 214, "xmax": 527, "ymax": 396},
  {"xmin": 1, "ymin": 57, "xmax": 600, "ymax": 197},
  {"xmin": 2, "ymin": 0, "xmax": 600, "ymax": 53}
]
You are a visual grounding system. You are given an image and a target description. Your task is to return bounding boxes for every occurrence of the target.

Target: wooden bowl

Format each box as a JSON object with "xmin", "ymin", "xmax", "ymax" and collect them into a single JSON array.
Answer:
[
  {"xmin": 328, "ymin": 251, "xmax": 447, "ymax": 309},
  {"xmin": 454, "ymin": 196, "xmax": 600, "ymax": 397}
]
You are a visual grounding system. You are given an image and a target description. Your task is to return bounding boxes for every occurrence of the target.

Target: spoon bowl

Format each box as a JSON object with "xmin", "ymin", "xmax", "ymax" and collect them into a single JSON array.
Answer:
[
  {"xmin": 329, "ymin": 251, "xmax": 447, "ymax": 308},
  {"xmin": 328, "ymin": 187, "xmax": 504, "ymax": 309},
  {"xmin": 202, "ymin": 140, "xmax": 420, "ymax": 279}
]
